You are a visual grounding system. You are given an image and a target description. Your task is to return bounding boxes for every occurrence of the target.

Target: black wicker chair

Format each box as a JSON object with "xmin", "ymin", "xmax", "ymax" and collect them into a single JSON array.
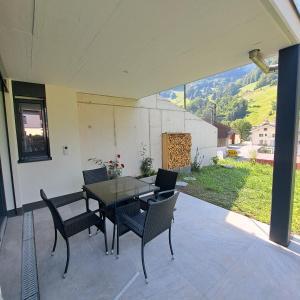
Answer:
[
  {"xmin": 82, "ymin": 167, "xmax": 108, "ymax": 185},
  {"xmin": 82, "ymin": 167, "xmax": 134, "ymax": 253},
  {"xmin": 82, "ymin": 167, "xmax": 108, "ymax": 235},
  {"xmin": 116, "ymin": 192, "xmax": 179, "ymax": 283},
  {"xmin": 140, "ymin": 168, "xmax": 178, "ymax": 210},
  {"xmin": 40, "ymin": 189, "xmax": 108, "ymax": 278}
]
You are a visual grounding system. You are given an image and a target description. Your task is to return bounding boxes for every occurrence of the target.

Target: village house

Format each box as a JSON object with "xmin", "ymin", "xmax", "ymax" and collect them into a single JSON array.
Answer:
[{"xmin": 251, "ymin": 120, "xmax": 276, "ymax": 146}]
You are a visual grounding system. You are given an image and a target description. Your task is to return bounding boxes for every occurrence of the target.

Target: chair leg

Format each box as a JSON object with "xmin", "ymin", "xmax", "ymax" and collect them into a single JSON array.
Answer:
[
  {"xmin": 96, "ymin": 201, "xmax": 102, "ymax": 233},
  {"xmin": 63, "ymin": 239, "xmax": 70, "ymax": 278},
  {"xmin": 85, "ymin": 198, "xmax": 91, "ymax": 236},
  {"xmin": 51, "ymin": 229, "xmax": 57, "ymax": 256},
  {"xmin": 116, "ymin": 223, "xmax": 119, "ymax": 259},
  {"xmin": 111, "ymin": 223, "xmax": 116, "ymax": 254},
  {"xmin": 103, "ymin": 217, "xmax": 108, "ymax": 255},
  {"xmin": 141, "ymin": 243, "xmax": 148, "ymax": 283},
  {"xmin": 169, "ymin": 227, "xmax": 174, "ymax": 260}
]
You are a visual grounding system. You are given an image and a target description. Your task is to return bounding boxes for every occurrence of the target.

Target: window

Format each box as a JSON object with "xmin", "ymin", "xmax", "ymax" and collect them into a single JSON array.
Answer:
[
  {"xmin": 13, "ymin": 81, "xmax": 51, "ymax": 163},
  {"xmin": 259, "ymin": 134, "xmax": 263, "ymax": 137},
  {"xmin": 264, "ymin": 128, "xmax": 267, "ymax": 131},
  {"xmin": 292, "ymin": 1, "xmax": 300, "ymax": 16},
  {"xmin": 272, "ymin": 134, "xmax": 275, "ymax": 138},
  {"xmin": 265, "ymin": 134, "xmax": 267, "ymax": 136}
]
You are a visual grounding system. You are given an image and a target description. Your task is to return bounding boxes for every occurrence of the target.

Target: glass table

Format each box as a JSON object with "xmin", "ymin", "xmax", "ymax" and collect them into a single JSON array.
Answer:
[
  {"xmin": 82, "ymin": 176, "xmax": 159, "ymax": 294},
  {"xmin": 83, "ymin": 176, "xmax": 159, "ymax": 207}
]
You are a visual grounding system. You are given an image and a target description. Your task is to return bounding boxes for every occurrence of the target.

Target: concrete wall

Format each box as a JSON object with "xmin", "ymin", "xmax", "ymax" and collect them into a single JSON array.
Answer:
[
  {"xmin": 78, "ymin": 93, "xmax": 217, "ymax": 176},
  {"xmin": 4, "ymin": 82, "xmax": 83, "ymax": 208},
  {"xmin": 3, "ymin": 84, "xmax": 217, "ymax": 209}
]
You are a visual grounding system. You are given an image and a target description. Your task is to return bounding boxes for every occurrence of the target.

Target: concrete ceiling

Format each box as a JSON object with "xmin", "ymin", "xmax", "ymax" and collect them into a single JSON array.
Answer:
[{"xmin": 0, "ymin": 0, "xmax": 299, "ymax": 99}]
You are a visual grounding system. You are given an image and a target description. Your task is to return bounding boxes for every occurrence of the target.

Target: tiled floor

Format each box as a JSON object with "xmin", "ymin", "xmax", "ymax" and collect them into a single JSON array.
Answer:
[
  {"xmin": 0, "ymin": 215, "xmax": 22, "ymax": 300},
  {"xmin": 1, "ymin": 193, "xmax": 300, "ymax": 299}
]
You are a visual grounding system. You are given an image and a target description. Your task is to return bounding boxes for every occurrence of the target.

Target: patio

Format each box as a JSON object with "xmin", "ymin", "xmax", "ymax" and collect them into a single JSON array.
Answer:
[{"xmin": 1, "ymin": 192, "xmax": 300, "ymax": 300}]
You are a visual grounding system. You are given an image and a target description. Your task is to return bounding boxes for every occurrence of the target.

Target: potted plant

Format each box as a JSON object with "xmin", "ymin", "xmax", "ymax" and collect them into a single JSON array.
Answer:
[
  {"xmin": 88, "ymin": 154, "xmax": 125, "ymax": 179},
  {"xmin": 140, "ymin": 144, "xmax": 155, "ymax": 177},
  {"xmin": 191, "ymin": 147, "xmax": 204, "ymax": 172},
  {"xmin": 106, "ymin": 154, "xmax": 125, "ymax": 179}
]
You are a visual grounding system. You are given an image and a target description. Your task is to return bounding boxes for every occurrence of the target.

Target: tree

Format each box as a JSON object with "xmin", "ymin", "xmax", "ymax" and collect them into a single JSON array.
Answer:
[
  {"xmin": 225, "ymin": 98, "xmax": 248, "ymax": 121},
  {"xmin": 231, "ymin": 119, "xmax": 252, "ymax": 141}
]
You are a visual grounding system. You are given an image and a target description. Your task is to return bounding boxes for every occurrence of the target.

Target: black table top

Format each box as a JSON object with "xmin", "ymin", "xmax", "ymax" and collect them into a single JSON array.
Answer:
[{"xmin": 83, "ymin": 176, "xmax": 159, "ymax": 207}]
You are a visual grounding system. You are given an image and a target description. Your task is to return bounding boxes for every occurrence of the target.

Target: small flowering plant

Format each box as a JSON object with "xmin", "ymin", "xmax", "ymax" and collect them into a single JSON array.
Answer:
[
  {"xmin": 105, "ymin": 154, "xmax": 125, "ymax": 178},
  {"xmin": 88, "ymin": 154, "xmax": 125, "ymax": 179}
]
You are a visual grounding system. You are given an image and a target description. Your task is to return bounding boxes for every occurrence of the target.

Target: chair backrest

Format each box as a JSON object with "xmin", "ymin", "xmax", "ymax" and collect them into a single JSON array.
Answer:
[
  {"xmin": 40, "ymin": 189, "xmax": 65, "ymax": 237},
  {"xmin": 143, "ymin": 192, "xmax": 179, "ymax": 244},
  {"xmin": 155, "ymin": 168, "xmax": 178, "ymax": 198},
  {"xmin": 82, "ymin": 167, "xmax": 108, "ymax": 185}
]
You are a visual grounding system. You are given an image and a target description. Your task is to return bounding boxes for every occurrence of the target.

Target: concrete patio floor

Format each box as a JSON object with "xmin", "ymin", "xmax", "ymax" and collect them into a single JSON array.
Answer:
[{"xmin": 1, "ymin": 192, "xmax": 300, "ymax": 300}]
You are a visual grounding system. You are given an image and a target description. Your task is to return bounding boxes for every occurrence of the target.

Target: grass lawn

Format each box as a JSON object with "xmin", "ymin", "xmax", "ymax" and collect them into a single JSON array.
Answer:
[{"xmin": 180, "ymin": 159, "xmax": 300, "ymax": 234}]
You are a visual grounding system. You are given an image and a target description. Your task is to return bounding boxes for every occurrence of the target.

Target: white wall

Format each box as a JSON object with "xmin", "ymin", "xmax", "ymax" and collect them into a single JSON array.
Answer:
[
  {"xmin": 3, "ymin": 84, "xmax": 217, "ymax": 208},
  {"xmin": 5, "ymin": 82, "xmax": 83, "ymax": 207},
  {"xmin": 78, "ymin": 93, "xmax": 217, "ymax": 175},
  {"xmin": 185, "ymin": 112, "xmax": 218, "ymax": 166},
  {"xmin": 0, "ymin": 85, "xmax": 14, "ymax": 210}
]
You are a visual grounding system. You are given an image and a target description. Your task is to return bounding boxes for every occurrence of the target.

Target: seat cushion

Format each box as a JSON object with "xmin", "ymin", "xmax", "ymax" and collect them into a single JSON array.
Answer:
[
  {"xmin": 64, "ymin": 211, "xmax": 104, "ymax": 237},
  {"xmin": 119, "ymin": 212, "xmax": 146, "ymax": 237}
]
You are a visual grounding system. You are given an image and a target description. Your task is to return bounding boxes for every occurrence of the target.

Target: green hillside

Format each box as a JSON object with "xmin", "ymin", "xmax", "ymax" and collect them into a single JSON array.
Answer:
[
  {"xmin": 163, "ymin": 57, "xmax": 278, "ymax": 127},
  {"xmin": 170, "ymin": 91, "xmax": 184, "ymax": 107},
  {"xmin": 171, "ymin": 84, "xmax": 277, "ymax": 126},
  {"xmin": 239, "ymin": 84, "xmax": 277, "ymax": 125}
]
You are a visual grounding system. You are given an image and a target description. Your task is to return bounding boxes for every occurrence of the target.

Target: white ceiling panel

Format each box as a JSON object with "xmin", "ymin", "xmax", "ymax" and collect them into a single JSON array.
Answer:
[
  {"xmin": 0, "ymin": 27, "xmax": 32, "ymax": 79},
  {"xmin": 31, "ymin": 0, "xmax": 120, "ymax": 83},
  {"xmin": 0, "ymin": 0, "xmax": 299, "ymax": 98},
  {"xmin": 0, "ymin": 0, "xmax": 34, "ymax": 33}
]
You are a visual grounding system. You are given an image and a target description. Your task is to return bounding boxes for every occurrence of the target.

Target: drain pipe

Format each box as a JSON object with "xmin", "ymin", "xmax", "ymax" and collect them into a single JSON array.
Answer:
[{"xmin": 249, "ymin": 49, "xmax": 278, "ymax": 73}]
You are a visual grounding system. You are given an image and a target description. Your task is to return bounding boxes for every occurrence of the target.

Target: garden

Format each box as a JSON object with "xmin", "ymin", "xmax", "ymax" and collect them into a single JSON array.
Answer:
[{"xmin": 181, "ymin": 158, "xmax": 300, "ymax": 234}]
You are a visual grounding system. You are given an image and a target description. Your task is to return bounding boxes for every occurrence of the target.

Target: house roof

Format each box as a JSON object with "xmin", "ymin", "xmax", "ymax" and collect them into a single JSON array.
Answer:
[
  {"xmin": 215, "ymin": 122, "xmax": 234, "ymax": 139},
  {"xmin": 0, "ymin": 1, "xmax": 299, "ymax": 99}
]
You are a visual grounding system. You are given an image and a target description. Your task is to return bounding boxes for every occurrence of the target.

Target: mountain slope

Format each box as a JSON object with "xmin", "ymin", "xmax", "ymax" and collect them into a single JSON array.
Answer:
[
  {"xmin": 161, "ymin": 57, "xmax": 278, "ymax": 126},
  {"xmin": 240, "ymin": 83, "xmax": 277, "ymax": 125}
]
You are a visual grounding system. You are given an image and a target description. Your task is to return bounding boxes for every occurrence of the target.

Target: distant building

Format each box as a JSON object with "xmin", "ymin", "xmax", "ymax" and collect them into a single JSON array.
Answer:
[
  {"xmin": 251, "ymin": 120, "xmax": 275, "ymax": 146},
  {"xmin": 215, "ymin": 122, "xmax": 238, "ymax": 147},
  {"xmin": 251, "ymin": 120, "xmax": 300, "ymax": 154}
]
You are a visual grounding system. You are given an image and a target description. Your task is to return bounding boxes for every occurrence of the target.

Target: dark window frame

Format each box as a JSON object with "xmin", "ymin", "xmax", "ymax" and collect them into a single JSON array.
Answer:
[{"xmin": 13, "ymin": 97, "xmax": 51, "ymax": 163}]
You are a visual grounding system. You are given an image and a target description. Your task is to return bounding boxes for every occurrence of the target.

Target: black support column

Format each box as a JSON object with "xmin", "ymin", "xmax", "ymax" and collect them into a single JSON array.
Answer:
[{"xmin": 270, "ymin": 44, "xmax": 300, "ymax": 246}]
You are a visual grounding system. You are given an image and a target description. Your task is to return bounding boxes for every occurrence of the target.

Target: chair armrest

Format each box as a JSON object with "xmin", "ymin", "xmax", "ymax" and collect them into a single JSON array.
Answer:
[
  {"xmin": 50, "ymin": 191, "xmax": 85, "ymax": 208},
  {"xmin": 147, "ymin": 198, "xmax": 157, "ymax": 204},
  {"xmin": 156, "ymin": 189, "xmax": 176, "ymax": 197}
]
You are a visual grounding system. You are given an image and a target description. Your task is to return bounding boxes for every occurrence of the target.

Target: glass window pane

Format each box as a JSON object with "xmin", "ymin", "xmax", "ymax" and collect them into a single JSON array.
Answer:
[{"xmin": 19, "ymin": 102, "xmax": 46, "ymax": 155}]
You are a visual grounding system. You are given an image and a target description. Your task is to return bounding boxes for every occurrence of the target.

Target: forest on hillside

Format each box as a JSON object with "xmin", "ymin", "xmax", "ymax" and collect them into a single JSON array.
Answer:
[{"xmin": 160, "ymin": 57, "xmax": 278, "ymax": 127}]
